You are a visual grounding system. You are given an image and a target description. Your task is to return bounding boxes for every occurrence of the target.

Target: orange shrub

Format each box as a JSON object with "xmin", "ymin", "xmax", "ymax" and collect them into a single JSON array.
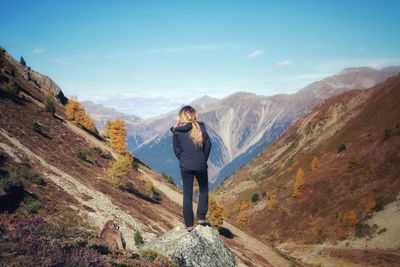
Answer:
[
  {"xmin": 311, "ymin": 156, "xmax": 320, "ymax": 171},
  {"xmin": 237, "ymin": 210, "xmax": 249, "ymax": 227},
  {"xmin": 267, "ymin": 194, "xmax": 277, "ymax": 210},
  {"xmin": 207, "ymin": 194, "xmax": 224, "ymax": 227}
]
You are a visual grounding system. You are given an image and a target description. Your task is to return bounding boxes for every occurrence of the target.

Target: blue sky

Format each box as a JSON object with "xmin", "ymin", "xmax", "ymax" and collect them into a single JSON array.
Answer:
[{"xmin": 2, "ymin": 0, "xmax": 400, "ymax": 118}]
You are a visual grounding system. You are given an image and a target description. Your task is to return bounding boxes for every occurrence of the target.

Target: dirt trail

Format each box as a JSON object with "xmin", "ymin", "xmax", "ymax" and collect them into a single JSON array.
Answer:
[
  {"xmin": 0, "ymin": 128, "xmax": 156, "ymax": 250},
  {"xmin": 140, "ymin": 167, "xmax": 290, "ymax": 267}
]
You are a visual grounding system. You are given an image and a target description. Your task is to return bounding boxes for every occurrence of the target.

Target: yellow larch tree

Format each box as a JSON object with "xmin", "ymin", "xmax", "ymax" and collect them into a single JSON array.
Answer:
[
  {"xmin": 311, "ymin": 156, "xmax": 320, "ymax": 171},
  {"xmin": 105, "ymin": 154, "xmax": 132, "ymax": 188},
  {"xmin": 292, "ymin": 167, "xmax": 305, "ymax": 198},
  {"xmin": 237, "ymin": 210, "xmax": 249, "ymax": 227},
  {"xmin": 207, "ymin": 193, "xmax": 224, "ymax": 227},
  {"xmin": 267, "ymin": 194, "xmax": 277, "ymax": 210},
  {"xmin": 106, "ymin": 119, "xmax": 128, "ymax": 154}
]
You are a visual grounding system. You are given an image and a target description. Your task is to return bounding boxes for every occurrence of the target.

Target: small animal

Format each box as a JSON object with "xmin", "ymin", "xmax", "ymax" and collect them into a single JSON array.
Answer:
[{"xmin": 100, "ymin": 219, "xmax": 126, "ymax": 250}]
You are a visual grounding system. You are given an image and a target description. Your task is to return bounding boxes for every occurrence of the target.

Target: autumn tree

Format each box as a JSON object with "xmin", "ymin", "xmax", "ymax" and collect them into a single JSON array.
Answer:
[
  {"xmin": 207, "ymin": 194, "xmax": 224, "ymax": 227},
  {"xmin": 105, "ymin": 155, "xmax": 132, "ymax": 188},
  {"xmin": 311, "ymin": 156, "xmax": 320, "ymax": 171},
  {"xmin": 106, "ymin": 119, "xmax": 128, "ymax": 154},
  {"xmin": 267, "ymin": 194, "xmax": 277, "ymax": 210},
  {"xmin": 65, "ymin": 98, "xmax": 98, "ymax": 135},
  {"xmin": 292, "ymin": 168, "xmax": 305, "ymax": 198},
  {"xmin": 237, "ymin": 210, "xmax": 249, "ymax": 227},
  {"xmin": 365, "ymin": 197, "xmax": 376, "ymax": 213},
  {"xmin": 239, "ymin": 201, "xmax": 249, "ymax": 211}
]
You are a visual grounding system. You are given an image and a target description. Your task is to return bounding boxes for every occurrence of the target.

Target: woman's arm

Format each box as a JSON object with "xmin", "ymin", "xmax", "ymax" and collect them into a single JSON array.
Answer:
[
  {"xmin": 203, "ymin": 127, "xmax": 212, "ymax": 161},
  {"xmin": 171, "ymin": 128, "xmax": 183, "ymax": 160}
]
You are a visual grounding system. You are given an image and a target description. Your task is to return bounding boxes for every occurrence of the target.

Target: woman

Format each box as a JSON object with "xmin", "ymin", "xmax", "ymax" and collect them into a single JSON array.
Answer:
[{"xmin": 170, "ymin": 105, "xmax": 212, "ymax": 232}]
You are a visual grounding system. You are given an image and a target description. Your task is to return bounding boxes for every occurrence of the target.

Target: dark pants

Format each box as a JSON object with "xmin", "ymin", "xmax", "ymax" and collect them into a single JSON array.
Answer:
[{"xmin": 180, "ymin": 167, "xmax": 209, "ymax": 227}]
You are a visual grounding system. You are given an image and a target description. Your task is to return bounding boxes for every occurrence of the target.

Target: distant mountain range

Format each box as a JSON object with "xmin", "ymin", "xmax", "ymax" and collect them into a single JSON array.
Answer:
[{"xmin": 84, "ymin": 66, "xmax": 400, "ymax": 188}]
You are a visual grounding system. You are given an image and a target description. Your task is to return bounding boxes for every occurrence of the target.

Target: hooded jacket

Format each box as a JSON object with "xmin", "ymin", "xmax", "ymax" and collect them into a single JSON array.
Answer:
[{"xmin": 170, "ymin": 121, "xmax": 212, "ymax": 171}]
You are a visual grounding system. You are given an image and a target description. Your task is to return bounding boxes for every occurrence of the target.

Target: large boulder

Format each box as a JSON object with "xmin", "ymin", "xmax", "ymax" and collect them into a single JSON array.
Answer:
[{"xmin": 144, "ymin": 225, "xmax": 237, "ymax": 267}]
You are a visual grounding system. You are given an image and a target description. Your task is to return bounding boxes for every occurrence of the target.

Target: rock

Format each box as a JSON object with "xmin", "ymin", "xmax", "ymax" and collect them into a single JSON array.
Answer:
[{"xmin": 144, "ymin": 225, "xmax": 237, "ymax": 267}]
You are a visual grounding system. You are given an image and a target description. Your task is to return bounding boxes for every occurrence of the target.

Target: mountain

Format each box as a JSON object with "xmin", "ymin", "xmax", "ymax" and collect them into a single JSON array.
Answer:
[
  {"xmin": 215, "ymin": 74, "xmax": 400, "ymax": 266},
  {"xmin": 0, "ymin": 47, "xmax": 289, "ymax": 266},
  {"xmin": 81, "ymin": 100, "xmax": 142, "ymax": 128},
  {"xmin": 99, "ymin": 66, "xmax": 400, "ymax": 189}
]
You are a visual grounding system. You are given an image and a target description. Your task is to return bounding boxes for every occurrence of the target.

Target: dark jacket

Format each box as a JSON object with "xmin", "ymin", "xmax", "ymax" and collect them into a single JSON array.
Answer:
[{"xmin": 170, "ymin": 121, "xmax": 212, "ymax": 171}]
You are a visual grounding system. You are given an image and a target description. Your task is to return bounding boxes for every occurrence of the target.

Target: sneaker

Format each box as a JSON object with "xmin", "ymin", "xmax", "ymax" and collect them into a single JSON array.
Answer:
[
  {"xmin": 186, "ymin": 226, "xmax": 194, "ymax": 232},
  {"xmin": 197, "ymin": 219, "xmax": 210, "ymax": 226}
]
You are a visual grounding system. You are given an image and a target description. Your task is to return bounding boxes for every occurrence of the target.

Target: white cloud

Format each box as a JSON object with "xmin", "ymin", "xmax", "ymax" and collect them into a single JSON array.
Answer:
[
  {"xmin": 276, "ymin": 59, "xmax": 293, "ymax": 67},
  {"xmin": 32, "ymin": 48, "xmax": 44, "ymax": 54},
  {"xmin": 247, "ymin": 50, "xmax": 264, "ymax": 59}
]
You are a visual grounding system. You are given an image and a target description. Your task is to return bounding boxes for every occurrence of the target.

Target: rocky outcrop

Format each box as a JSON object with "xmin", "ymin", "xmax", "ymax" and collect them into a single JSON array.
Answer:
[
  {"xmin": 4, "ymin": 51, "xmax": 68, "ymax": 104},
  {"xmin": 144, "ymin": 225, "xmax": 238, "ymax": 267}
]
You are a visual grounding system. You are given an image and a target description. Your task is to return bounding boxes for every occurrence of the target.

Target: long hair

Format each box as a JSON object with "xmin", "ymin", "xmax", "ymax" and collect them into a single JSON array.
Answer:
[{"xmin": 175, "ymin": 105, "xmax": 203, "ymax": 149}]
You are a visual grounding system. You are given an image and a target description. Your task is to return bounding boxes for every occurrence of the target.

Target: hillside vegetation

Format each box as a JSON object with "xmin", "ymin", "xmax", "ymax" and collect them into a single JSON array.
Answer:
[{"xmin": 216, "ymin": 74, "xmax": 400, "ymax": 266}]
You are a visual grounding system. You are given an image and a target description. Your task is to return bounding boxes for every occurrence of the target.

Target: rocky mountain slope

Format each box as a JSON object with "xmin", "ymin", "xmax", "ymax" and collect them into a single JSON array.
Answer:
[
  {"xmin": 0, "ymin": 47, "xmax": 291, "ymax": 266},
  {"xmin": 215, "ymin": 74, "xmax": 400, "ymax": 266},
  {"xmin": 84, "ymin": 66, "xmax": 400, "ymax": 189}
]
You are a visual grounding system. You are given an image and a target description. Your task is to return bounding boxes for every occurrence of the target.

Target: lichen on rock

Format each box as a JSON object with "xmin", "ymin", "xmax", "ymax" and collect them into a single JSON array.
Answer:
[{"xmin": 144, "ymin": 225, "xmax": 238, "ymax": 267}]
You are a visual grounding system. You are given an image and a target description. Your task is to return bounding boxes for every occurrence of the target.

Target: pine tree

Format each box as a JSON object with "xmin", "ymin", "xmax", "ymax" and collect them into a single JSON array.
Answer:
[
  {"xmin": 20, "ymin": 56, "xmax": 26, "ymax": 67},
  {"xmin": 292, "ymin": 168, "xmax": 305, "ymax": 198}
]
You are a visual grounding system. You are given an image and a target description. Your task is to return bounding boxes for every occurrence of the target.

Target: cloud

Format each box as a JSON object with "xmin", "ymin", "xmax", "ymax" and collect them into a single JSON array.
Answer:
[
  {"xmin": 32, "ymin": 48, "xmax": 44, "ymax": 54},
  {"xmin": 247, "ymin": 50, "xmax": 264, "ymax": 59},
  {"xmin": 276, "ymin": 59, "xmax": 293, "ymax": 67}
]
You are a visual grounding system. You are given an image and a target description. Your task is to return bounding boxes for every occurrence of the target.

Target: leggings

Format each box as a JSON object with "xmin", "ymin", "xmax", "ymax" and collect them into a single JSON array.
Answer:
[{"xmin": 180, "ymin": 167, "xmax": 209, "ymax": 227}]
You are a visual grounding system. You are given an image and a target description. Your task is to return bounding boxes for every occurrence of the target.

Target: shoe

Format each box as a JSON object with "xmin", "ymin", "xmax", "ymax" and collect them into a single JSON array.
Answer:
[
  {"xmin": 186, "ymin": 226, "xmax": 194, "ymax": 232},
  {"xmin": 197, "ymin": 219, "xmax": 210, "ymax": 226}
]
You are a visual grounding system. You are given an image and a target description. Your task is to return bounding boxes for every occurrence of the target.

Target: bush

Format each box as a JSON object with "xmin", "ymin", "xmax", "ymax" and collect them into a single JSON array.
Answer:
[
  {"xmin": 45, "ymin": 97, "xmax": 56, "ymax": 114},
  {"xmin": 118, "ymin": 181, "xmax": 135, "ymax": 192},
  {"xmin": 33, "ymin": 122, "xmax": 42, "ymax": 134},
  {"xmin": 19, "ymin": 165, "xmax": 46, "ymax": 186},
  {"xmin": 0, "ymin": 173, "xmax": 23, "ymax": 191},
  {"xmin": 77, "ymin": 150, "xmax": 87, "ymax": 161},
  {"xmin": 4, "ymin": 80, "xmax": 18, "ymax": 95},
  {"xmin": 161, "ymin": 172, "xmax": 174, "ymax": 185},
  {"xmin": 337, "ymin": 143, "xmax": 346, "ymax": 153},
  {"xmin": 131, "ymin": 160, "xmax": 139, "ymax": 170},
  {"xmin": 134, "ymin": 229, "xmax": 144, "ymax": 246},
  {"xmin": 374, "ymin": 196, "xmax": 390, "ymax": 212},
  {"xmin": 251, "ymin": 193, "xmax": 259, "ymax": 203},
  {"xmin": 24, "ymin": 199, "xmax": 42, "ymax": 214},
  {"xmin": 347, "ymin": 156, "xmax": 358, "ymax": 168},
  {"xmin": 94, "ymin": 146, "xmax": 113, "ymax": 160}
]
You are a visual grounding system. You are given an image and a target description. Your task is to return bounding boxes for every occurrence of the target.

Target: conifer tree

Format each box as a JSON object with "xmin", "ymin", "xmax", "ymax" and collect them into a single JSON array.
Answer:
[{"xmin": 292, "ymin": 167, "xmax": 305, "ymax": 198}]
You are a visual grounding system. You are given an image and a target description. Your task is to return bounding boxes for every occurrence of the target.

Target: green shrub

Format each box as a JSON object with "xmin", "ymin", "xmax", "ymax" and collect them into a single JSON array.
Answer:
[
  {"xmin": 94, "ymin": 146, "xmax": 113, "ymax": 160},
  {"xmin": 77, "ymin": 150, "xmax": 87, "ymax": 161},
  {"xmin": 337, "ymin": 143, "xmax": 346, "ymax": 153},
  {"xmin": 19, "ymin": 165, "xmax": 46, "ymax": 186},
  {"xmin": 33, "ymin": 122, "xmax": 42, "ymax": 134},
  {"xmin": 45, "ymin": 98, "xmax": 56, "ymax": 114},
  {"xmin": 134, "ymin": 229, "xmax": 144, "ymax": 246},
  {"xmin": 0, "ymin": 173, "xmax": 22, "ymax": 191},
  {"xmin": 347, "ymin": 155, "xmax": 358, "ymax": 168},
  {"xmin": 25, "ymin": 199, "xmax": 42, "ymax": 214},
  {"xmin": 374, "ymin": 196, "xmax": 390, "ymax": 212},
  {"xmin": 4, "ymin": 80, "xmax": 18, "ymax": 95},
  {"xmin": 131, "ymin": 160, "xmax": 139, "ymax": 170},
  {"xmin": 161, "ymin": 172, "xmax": 175, "ymax": 185},
  {"xmin": 251, "ymin": 193, "xmax": 260, "ymax": 203},
  {"xmin": 118, "ymin": 181, "xmax": 135, "ymax": 192}
]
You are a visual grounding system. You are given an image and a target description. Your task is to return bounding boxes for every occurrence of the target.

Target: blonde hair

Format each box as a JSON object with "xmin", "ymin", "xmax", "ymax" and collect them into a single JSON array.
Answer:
[{"xmin": 175, "ymin": 105, "xmax": 203, "ymax": 149}]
